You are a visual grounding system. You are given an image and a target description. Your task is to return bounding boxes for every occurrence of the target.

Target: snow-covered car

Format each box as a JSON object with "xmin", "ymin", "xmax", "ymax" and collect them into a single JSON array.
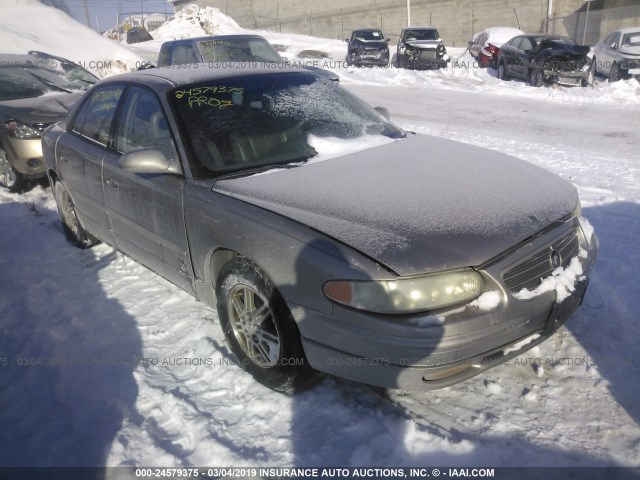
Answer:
[
  {"xmin": 0, "ymin": 51, "xmax": 98, "ymax": 192},
  {"xmin": 157, "ymin": 34, "xmax": 339, "ymax": 82},
  {"xmin": 468, "ymin": 27, "xmax": 524, "ymax": 68},
  {"xmin": 397, "ymin": 27, "xmax": 449, "ymax": 69},
  {"xmin": 345, "ymin": 28, "xmax": 390, "ymax": 67},
  {"xmin": 497, "ymin": 34, "xmax": 592, "ymax": 87},
  {"xmin": 592, "ymin": 27, "xmax": 640, "ymax": 81},
  {"xmin": 42, "ymin": 66, "xmax": 598, "ymax": 392}
]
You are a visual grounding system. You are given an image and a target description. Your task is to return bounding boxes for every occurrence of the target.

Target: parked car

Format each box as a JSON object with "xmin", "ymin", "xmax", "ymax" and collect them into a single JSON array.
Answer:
[
  {"xmin": 345, "ymin": 28, "xmax": 390, "ymax": 67},
  {"xmin": 397, "ymin": 27, "xmax": 449, "ymax": 69},
  {"xmin": 126, "ymin": 26, "xmax": 153, "ymax": 44},
  {"xmin": 157, "ymin": 34, "xmax": 339, "ymax": 82},
  {"xmin": 592, "ymin": 27, "xmax": 640, "ymax": 81},
  {"xmin": 0, "ymin": 52, "xmax": 98, "ymax": 192},
  {"xmin": 468, "ymin": 27, "xmax": 524, "ymax": 68},
  {"xmin": 497, "ymin": 34, "xmax": 592, "ymax": 87},
  {"xmin": 43, "ymin": 65, "xmax": 598, "ymax": 392}
]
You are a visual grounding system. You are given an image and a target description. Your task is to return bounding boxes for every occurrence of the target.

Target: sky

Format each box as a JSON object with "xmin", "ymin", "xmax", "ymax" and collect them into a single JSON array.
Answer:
[{"xmin": 63, "ymin": 0, "xmax": 175, "ymax": 32}]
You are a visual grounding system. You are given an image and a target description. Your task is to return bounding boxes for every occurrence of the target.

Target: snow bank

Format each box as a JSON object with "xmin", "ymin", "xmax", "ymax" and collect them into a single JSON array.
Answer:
[
  {"xmin": 151, "ymin": 4, "xmax": 243, "ymax": 40},
  {"xmin": 0, "ymin": 0, "xmax": 143, "ymax": 77}
]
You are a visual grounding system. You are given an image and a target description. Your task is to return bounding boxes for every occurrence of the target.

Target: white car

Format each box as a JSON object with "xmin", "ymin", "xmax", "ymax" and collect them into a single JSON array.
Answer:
[
  {"xmin": 592, "ymin": 27, "xmax": 640, "ymax": 81},
  {"xmin": 468, "ymin": 27, "xmax": 524, "ymax": 68}
]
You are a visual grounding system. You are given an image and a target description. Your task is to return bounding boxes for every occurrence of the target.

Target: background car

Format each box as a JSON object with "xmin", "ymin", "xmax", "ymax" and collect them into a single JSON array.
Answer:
[
  {"xmin": 592, "ymin": 27, "xmax": 640, "ymax": 81},
  {"xmin": 345, "ymin": 28, "xmax": 390, "ymax": 67},
  {"xmin": 157, "ymin": 34, "xmax": 339, "ymax": 82},
  {"xmin": 42, "ymin": 65, "xmax": 597, "ymax": 393},
  {"xmin": 0, "ymin": 51, "xmax": 97, "ymax": 192},
  {"xmin": 126, "ymin": 26, "xmax": 153, "ymax": 44},
  {"xmin": 396, "ymin": 27, "xmax": 449, "ymax": 69},
  {"xmin": 497, "ymin": 34, "xmax": 592, "ymax": 87},
  {"xmin": 468, "ymin": 27, "xmax": 524, "ymax": 68}
]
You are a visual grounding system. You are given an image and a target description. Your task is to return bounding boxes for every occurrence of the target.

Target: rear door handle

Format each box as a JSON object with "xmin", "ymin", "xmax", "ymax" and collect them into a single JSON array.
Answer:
[{"xmin": 105, "ymin": 177, "xmax": 119, "ymax": 190}]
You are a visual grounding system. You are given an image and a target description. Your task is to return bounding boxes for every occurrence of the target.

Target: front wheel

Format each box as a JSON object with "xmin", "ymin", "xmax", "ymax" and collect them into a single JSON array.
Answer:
[
  {"xmin": 0, "ymin": 149, "xmax": 25, "ymax": 193},
  {"xmin": 53, "ymin": 181, "xmax": 99, "ymax": 248},
  {"xmin": 609, "ymin": 62, "xmax": 620, "ymax": 82},
  {"xmin": 529, "ymin": 68, "xmax": 543, "ymax": 87},
  {"xmin": 217, "ymin": 257, "xmax": 312, "ymax": 392}
]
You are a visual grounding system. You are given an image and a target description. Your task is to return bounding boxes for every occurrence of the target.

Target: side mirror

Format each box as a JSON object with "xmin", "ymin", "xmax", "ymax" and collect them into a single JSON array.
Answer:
[
  {"xmin": 385, "ymin": 38, "xmax": 390, "ymax": 43},
  {"xmin": 119, "ymin": 147, "xmax": 181, "ymax": 175},
  {"xmin": 374, "ymin": 106, "xmax": 390, "ymax": 120},
  {"xmin": 610, "ymin": 42, "xmax": 618, "ymax": 49},
  {"xmin": 345, "ymin": 39, "xmax": 349, "ymax": 43}
]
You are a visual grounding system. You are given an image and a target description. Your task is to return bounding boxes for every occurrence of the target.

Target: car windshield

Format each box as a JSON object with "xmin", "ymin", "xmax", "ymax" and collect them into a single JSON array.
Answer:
[
  {"xmin": 0, "ymin": 65, "xmax": 96, "ymax": 101},
  {"xmin": 170, "ymin": 72, "xmax": 404, "ymax": 178},
  {"xmin": 198, "ymin": 38, "xmax": 282, "ymax": 63},
  {"xmin": 404, "ymin": 29, "xmax": 439, "ymax": 41},
  {"xmin": 354, "ymin": 31, "xmax": 384, "ymax": 41},
  {"xmin": 622, "ymin": 32, "xmax": 640, "ymax": 47}
]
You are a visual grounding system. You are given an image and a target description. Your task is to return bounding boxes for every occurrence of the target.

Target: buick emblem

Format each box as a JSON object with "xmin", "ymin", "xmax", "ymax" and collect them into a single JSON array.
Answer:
[{"xmin": 550, "ymin": 250, "xmax": 562, "ymax": 269}]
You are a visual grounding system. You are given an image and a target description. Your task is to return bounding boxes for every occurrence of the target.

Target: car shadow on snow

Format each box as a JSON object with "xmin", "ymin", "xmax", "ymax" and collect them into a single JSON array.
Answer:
[
  {"xmin": 566, "ymin": 203, "xmax": 640, "ymax": 427},
  {"xmin": 0, "ymin": 199, "xmax": 143, "ymax": 475}
]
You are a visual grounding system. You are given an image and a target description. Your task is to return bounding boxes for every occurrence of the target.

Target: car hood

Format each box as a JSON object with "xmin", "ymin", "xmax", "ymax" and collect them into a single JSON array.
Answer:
[
  {"xmin": 404, "ymin": 40, "xmax": 441, "ymax": 49},
  {"xmin": 354, "ymin": 40, "xmax": 388, "ymax": 49},
  {"xmin": 212, "ymin": 134, "xmax": 578, "ymax": 276},
  {"xmin": 539, "ymin": 41, "xmax": 590, "ymax": 58},
  {"xmin": 0, "ymin": 93, "xmax": 81, "ymax": 123},
  {"xmin": 619, "ymin": 45, "xmax": 640, "ymax": 56}
]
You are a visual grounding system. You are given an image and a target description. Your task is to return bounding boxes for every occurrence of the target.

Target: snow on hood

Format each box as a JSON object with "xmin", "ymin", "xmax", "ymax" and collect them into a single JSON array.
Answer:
[
  {"xmin": 213, "ymin": 134, "xmax": 578, "ymax": 275},
  {"xmin": 0, "ymin": 93, "xmax": 81, "ymax": 123}
]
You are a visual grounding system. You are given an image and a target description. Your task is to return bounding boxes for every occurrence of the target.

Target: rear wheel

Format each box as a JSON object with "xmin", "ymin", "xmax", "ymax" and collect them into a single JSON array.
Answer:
[
  {"xmin": 217, "ymin": 257, "xmax": 313, "ymax": 392},
  {"xmin": 0, "ymin": 149, "xmax": 25, "ymax": 193},
  {"xmin": 498, "ymin": 62, "xmax": 508, "ymax": 80},
  {"xmin": 53, "ymin": 181, "xmax": 99, "ymax": 248}
]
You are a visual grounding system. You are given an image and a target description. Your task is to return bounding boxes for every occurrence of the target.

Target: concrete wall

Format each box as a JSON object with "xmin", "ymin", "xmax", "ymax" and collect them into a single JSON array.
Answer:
[{"xmin": 171, "ymin": 0, "xmax": 640, "ymax": 46}]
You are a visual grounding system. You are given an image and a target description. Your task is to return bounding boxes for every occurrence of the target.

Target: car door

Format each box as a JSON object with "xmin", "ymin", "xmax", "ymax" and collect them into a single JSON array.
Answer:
[
  {"xmin": 56, "ymin": 84, "xmax": 125, "ymax": 244},
  {"xmin": 102, "ymin": 85, "xmax": 196, "ymax": 294},
  {"xmin": 501, "ymin": 37, "xmax": 520, "ymax": 76},
  {"xmin": 513, "ymin": 36, "xmax": 534, "ymax": 79}
]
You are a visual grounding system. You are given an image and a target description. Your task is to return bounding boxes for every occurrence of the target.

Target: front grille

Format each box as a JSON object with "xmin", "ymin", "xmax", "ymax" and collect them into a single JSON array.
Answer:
[
  {"xmin": 419, "ymin": 50, "xmax": 437, "ymax": 60},
  {"xmin": 503, "ymin": 228, "xmax": 580, "ymax": 294}
]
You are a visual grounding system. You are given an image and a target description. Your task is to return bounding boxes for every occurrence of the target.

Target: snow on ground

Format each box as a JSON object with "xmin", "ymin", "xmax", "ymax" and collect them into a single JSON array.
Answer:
[
  {"xmin": 1, "ymin": 3, "xmax": 640, "ymax": 472},
  {"xmin": 0, "ymin": 0, "xmax": 143, "ymax": 76}
]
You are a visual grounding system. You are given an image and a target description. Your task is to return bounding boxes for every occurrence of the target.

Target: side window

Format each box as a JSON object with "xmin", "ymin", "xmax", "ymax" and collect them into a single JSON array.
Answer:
[
  {"xmin": 173, "ymin": 45, "xmax": 198, "ymax": 65},
  {"xmin": 158, "ymin": 46, "xmax": 172, "ymax": 66},
  {"xmin": 115, "ymin": 87, "xmax": 175, "ymax": 161},
  {"xmin": 476, "ymin": 34, "xmax": 487, "ymax": 46},
  {"xmin": 72, "ymin": 85, "xmax": 124, "ymax": 147},
  {"xmin": 507, "ymin": 37, "xmax": 521, "ymax": 48},
  {"xmin": 519, "ymin": 37, "xmax": 533, "ymax": 51}
]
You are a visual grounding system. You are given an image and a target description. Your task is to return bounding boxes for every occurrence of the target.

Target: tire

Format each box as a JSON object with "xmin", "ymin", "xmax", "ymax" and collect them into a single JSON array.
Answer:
[
  {"xmin": 609, "ymin": 62, "xmax": 620, "ymax": 82},
  {"xmin": 0, "ymin": 149, "xmax": 25, "ymax": 193},
  {"xmin": 53, "ymin": 181, "xmax": 99, "ymax": 248},
  {"xmin": 498, "ymin": 62, "xmax": 508, "ymax": 80},
  {"xmin": 591, "ymin": 56, "xmax": 598, "ymax": 77},
  {"xmin": 529, "ymin": 68, "xmax": 542, "ymax": 87},
  {"xmin": 216, "ymin": 257, "xmax": 312, "ymax": 392}
]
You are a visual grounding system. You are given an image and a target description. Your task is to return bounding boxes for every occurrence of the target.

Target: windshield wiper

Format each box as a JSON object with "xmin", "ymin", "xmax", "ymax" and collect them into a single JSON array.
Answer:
[
  {"xmin": 214, "ymin": 158, "xmax": 311, "ymax": 180},
  {"xmin": 24, "ymin": 70, "xmax": 73, "ymax": 93}
]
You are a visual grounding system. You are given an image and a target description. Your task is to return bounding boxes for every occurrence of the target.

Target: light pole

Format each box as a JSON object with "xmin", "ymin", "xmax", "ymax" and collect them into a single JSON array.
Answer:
[
  {"xmin": 406, "ymin": 0, "xmax": 411, "ymax": 26},
  {"xmin": 582, "ymin": 0, "xmax": 594, "ymax": 45}
]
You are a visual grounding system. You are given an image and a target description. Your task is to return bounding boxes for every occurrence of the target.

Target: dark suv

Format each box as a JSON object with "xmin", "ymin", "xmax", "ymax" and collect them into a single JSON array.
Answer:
[
  {"xmin": 345, "ymin": 28, "xmax": 390, "ymax": 67},
  {"xmin": 397, "ymin": 27, "xmax": 449, "ymax": 70}
]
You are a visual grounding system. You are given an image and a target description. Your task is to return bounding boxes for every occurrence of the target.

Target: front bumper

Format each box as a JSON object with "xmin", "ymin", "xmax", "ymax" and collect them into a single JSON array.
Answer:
[
  {"xmin": 0, "ymin": 136, "xmax": 47, "ymax": 178},
  {"xmin": 351, "ymin": 52, "xmax": 389, "ymax": 66},
  {"xmin": 542, "ymin": 68, "xmax": 591, "ymax": 87},
  {"xmin": 295, "ymin": 217, "xmax": 598, "ymax": 390}
]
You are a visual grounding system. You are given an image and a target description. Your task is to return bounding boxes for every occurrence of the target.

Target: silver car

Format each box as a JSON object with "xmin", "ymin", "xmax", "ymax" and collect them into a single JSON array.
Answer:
[
  {"xmin": 592, "ymin": 27, "xmax": 640, "ymax": 81},
  {"xmin": 42, "ymin": 66, "xmax": 598, "ymax": 392}
]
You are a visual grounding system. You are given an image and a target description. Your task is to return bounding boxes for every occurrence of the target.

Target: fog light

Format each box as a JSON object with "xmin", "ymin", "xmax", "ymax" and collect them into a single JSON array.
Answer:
[{"xmin": 27, "ymin": 158, "xmax": 41, "ymax": 170}]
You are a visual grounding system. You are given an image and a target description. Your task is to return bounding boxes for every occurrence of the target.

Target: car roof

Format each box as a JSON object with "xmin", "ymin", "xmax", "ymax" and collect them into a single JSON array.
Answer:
[
  {"xmin": 161, "ymin": 34, "xmax": 269, "ymax": 46},
  {"xmin": 615, "ymin": 27, "xmax": 640, "ymax": 35},
  {"xmin": 100, "ymin": 63, "xmax": 319, "ymax": 90},
  {"xmin": 403, "ymin": 27, "xmax": 437, "ymax": 31},
  {"xmin": 352, "ymin": 28, "xmax": 383, "ymax": 33}
]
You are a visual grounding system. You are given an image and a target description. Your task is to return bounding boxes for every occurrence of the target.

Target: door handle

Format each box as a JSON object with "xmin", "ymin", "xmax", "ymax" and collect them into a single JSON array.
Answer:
[{"xmin": 105, "ymin": 177, "xmax": 119, "ymax": 190}]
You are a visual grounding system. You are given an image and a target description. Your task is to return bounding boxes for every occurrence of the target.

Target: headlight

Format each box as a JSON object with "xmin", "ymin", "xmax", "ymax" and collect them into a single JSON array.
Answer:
[
  {"xmin": 5, "ymin": 120, "xmax": 41, "ymax": 139},
  {"xmin": 323, "ymin": 270, "xmax": 484, "ymax": 314}
]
